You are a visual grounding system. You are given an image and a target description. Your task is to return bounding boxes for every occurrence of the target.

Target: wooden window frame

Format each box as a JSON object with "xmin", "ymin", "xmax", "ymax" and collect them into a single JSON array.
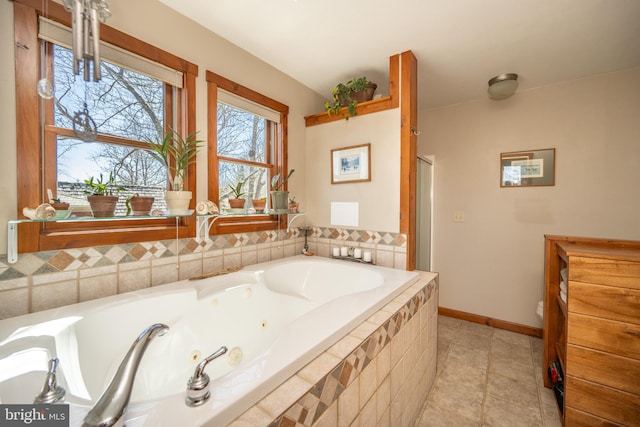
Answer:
[
  {"xmin": 206, "ymin": 70, "xmax": 290, "ymax": 235},
  {"xmin": 14, "ymin": 0, "xmax": 199, "ymax": 253}
]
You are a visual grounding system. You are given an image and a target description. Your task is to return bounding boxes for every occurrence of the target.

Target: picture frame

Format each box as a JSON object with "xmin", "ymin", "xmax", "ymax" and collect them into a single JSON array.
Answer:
[
  {"xmin": 500, "ymin": 148, "xmax": 555, "ymax": 187},
  {"xmin": 331, "ymin": 143, "xmax": 371, "ymax": 184}
]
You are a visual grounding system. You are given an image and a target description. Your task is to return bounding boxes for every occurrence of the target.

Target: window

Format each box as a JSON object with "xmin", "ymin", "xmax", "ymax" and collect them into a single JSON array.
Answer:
[
  {"xmin": 14, "ymin": 0, "xmax": 198, "ymax": 252},
  {"xmin": 49, "ymin": 43, "xmax": 169, "ymax": 214},
  {"xmin": 206, "ymin": 71, "xmax": 289, "ymax": 234},
  {"xmin": 217, "ymin": 101, "xmax": 269, "ymax": 203}
]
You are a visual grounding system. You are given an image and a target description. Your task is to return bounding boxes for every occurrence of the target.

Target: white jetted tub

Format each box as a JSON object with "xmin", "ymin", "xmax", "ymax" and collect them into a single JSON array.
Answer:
[{"xmin": 0, "ymin": 255, "xmax": 419, "ymax": 426}]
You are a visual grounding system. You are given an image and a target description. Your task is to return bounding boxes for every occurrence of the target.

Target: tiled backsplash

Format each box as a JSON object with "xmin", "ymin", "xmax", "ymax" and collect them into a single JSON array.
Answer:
[{"xmin": 0, "ymin": 227, "xmax": 407, "ymax": 319}]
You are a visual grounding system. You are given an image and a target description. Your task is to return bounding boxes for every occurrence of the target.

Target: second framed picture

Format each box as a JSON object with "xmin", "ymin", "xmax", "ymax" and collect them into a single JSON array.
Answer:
[{"xmin": 331, "ymin": 143, "xmax": 371, "ymax": 184}]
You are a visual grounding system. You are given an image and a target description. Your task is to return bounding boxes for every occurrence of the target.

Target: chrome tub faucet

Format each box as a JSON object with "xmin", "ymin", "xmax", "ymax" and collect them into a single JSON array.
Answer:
[{"xmin": 82, "ymin": 323, "xmax": 169, "ymax": 427}]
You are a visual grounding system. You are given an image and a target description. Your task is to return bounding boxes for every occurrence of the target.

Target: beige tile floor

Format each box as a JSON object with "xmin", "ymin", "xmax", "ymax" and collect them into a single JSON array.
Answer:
[{"xmin": 416, "ymin": 315, "xmax": 562, "ymax": 427}]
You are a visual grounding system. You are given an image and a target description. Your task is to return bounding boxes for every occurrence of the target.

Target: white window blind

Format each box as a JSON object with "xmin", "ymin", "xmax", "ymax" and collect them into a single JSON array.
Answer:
[
  {"xmin": 218, "ymin": 89, "xmax": 281, "ymax": 124},
  {"xmin": 38, "ymin": 16, "xmax": 183, "ymax": 88}
]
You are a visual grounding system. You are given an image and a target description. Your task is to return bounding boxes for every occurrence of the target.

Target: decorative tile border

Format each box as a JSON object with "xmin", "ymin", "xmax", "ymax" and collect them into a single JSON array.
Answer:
[
  {"xmin": 314, "ymin": 227, "xmax": 407, "ymax": 247},
  {"xmin": 0, "ymin": 227, "xmax": 406, "ymax": 281}
]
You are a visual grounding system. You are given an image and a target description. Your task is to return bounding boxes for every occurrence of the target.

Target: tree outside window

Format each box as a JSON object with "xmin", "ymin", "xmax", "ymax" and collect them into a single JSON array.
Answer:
[
  {"xmin": 49, "ymin": 44, "xmax": 169, "ymax": 215},
  {"xmin": 206, "ymin": 70, "xmax": 289, "ymax": 234},
  {"xmin": 14, "ymin": 0, "xmax": 198, "ymax": 252}
]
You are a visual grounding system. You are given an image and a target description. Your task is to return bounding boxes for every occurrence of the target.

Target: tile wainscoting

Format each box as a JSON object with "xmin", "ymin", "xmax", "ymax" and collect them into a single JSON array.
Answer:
[
  {"xmin": 230, "ymin": 272, "xmax": 439, "ymax": 427},
  {"xmin": 0, "ymin": 227, "xmax": 407, "ymax": 319}
]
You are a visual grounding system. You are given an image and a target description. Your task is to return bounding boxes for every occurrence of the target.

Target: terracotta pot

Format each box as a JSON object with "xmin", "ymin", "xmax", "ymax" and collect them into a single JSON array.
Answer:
[
  {"xmin": 228, "ymin": 198, "xmax": 246, "ymax": 209},
  {"xmin": 289, "ymin": 203, "xmax": 299, "ymax": 213},
  {"xmin": 252, "ymin": 199, "xmax": 267, "ymax": 213},
  {"xmin": 51, "ymin": 201, "xmax": 72, "ymax": 219},
  {"xmin": 128, "ymin": 196, "xmax": 154, "ymax": 216},
  {"xmin": 50, "ymin": 202, "xmax": 70, "ymax": 211},
  {"xmin": 338, "ymin": 83, "xmax": 377, "ymax": 106},
  {"xmin": 87, "ymin": 195, "xmax": 119, "ymax": 218}
]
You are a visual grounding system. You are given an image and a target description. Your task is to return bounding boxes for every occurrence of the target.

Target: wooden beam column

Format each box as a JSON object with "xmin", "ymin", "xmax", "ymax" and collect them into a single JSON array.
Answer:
[{"xmin": 399, "ymin": 50, "xmax": 418, "ymax": 271}]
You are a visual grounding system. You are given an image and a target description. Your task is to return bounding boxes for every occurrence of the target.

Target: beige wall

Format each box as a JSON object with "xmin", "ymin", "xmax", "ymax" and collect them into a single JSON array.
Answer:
[
  {"xmin": 419, "ymin": 67, "xmax": 640, "ymax": 327},
  {"xmin": 305, "ymin": 109, "xmax": 401, "ymax": 232},
  {"xmin": 0, "ymin": 1, "xmax": 17, "ymax": 255},
  {"xmin": 0, "ymin": 0, "xmax": 324, "ymax": 253}
]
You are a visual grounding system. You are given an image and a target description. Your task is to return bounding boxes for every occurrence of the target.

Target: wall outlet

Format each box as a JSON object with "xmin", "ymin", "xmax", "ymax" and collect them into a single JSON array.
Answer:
[{"xmin": 453, "ymin": 211, "xmax": 465, "ymax": 223}]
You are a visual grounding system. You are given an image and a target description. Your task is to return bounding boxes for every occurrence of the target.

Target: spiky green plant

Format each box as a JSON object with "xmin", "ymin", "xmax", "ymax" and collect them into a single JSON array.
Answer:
[
  {"xmin": 147, "ymin": 128, "xmax": 202, "ymax": 191},
  {"xmin": 271, "ymin": 169, "xmax": 295, "ymax": 191}
]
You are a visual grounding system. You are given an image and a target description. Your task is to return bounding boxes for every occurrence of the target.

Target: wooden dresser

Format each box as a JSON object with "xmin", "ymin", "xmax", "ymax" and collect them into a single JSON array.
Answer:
[{"xmin": 543, "ymin": 235, "xmax": 640, "ymax": 426}]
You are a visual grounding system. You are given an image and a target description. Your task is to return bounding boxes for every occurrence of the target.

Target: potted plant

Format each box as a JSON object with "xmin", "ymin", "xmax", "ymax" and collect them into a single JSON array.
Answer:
[
  {"xmin": 50, "ymin": 197, "xmax": 69, "ymax": 211},
  {"xmin": 146, "ymin": 128, "xmax": 202, "ymax": 214},
  {"xmin": 252, "ymin": 197, "xmax": 267, "ymax": 213},
  {"xmin": 125, "ymin": 193, "xmax": 155, "ymax": 216},
  {"xmin": 270, "ymin": 169, "xmax": 294, "ymax": 213},
  {"xmin": 84, "ymin": 172, "xmax": 124, "ymax": 217},
  {"xmin": 324, "ymin": 77, "xmax": 377, "ymax": 118},
  {"xmin": 227, "ymin": 182, "xmax": 246, "ymax": 210},
  {"xmin": 288, "ymin": 196, "xmax": 299, "ymax": 213},
  {"xmin": 50, "ymin": 197, "xmax": 71, "ymax": 219}
]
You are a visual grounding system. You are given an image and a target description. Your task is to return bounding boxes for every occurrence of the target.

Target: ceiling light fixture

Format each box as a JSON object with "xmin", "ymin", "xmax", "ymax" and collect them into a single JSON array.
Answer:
[{"xmin": 487, "ymin": 73, "xmax": 519, "ymax": 100}]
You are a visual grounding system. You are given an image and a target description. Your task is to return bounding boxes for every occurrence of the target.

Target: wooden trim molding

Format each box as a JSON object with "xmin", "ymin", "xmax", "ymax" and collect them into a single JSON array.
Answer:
[
  {"xmin": 439, "ymin": 306, "xmax": 544, "ymax": 338},
  {"xmin": 304, "ymin": 54, "xmax": 400, "ymax": 127},
  {"xmin": 205, "ymin": 70, "xmax": 290, "ymax": 236},
  {"xmin": 13, "ymin": 0, "xmax": 198, "ymax": 252},
  {"xmin": 399, "ymin": 50, "xmax": 418, "ymax": 271}
]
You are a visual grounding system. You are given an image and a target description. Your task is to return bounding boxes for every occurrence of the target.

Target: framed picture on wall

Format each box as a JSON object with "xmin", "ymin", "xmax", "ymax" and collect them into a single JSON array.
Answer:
[
  {"xmin": 500, "ymin": 148, "xmax": 555, "ymax": 187},
  {"xmin": 331, "ymin": 143, "xmax": 371, "ymax": 184}
]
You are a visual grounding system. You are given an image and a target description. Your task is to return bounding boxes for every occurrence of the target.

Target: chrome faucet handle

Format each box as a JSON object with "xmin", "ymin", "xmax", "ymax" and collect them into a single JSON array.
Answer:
[
  {"xmin": 186, "ymin": 346, "xmax": 228, "ymax": 407},
  {"xmin": 34, "ymin": 357, "xmax": 66, "ymax": 404}
]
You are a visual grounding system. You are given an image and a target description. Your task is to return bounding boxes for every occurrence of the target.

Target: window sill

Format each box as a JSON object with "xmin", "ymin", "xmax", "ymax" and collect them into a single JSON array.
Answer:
[
  {"xmin": 197, "ymin": 212, "xmax": 305, "ymax": 241},
  {"xmin": 9, "ymin": 212, "xmax": 306, "ymax": 263}
]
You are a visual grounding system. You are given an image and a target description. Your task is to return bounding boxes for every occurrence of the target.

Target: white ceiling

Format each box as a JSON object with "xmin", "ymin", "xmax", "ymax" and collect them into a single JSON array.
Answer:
[{"xmin": 157, "ymin": 0, "xmax": 640, "ymax": 110}]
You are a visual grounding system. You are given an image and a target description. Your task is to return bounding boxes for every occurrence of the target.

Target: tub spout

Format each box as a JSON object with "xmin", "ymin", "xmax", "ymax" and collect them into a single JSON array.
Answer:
[
  {"xmin": 82, "ymin": 323, "xmax": 169, "ymax": 427},
  {"xmin": 186, "ymin": 346, "xmax": 228, "ymax": 407}
]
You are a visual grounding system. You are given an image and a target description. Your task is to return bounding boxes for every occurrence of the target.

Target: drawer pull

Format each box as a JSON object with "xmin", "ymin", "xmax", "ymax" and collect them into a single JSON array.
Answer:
[{"xmin": 627, "ymin": 329, "xmax": 640, "ymax": 338}]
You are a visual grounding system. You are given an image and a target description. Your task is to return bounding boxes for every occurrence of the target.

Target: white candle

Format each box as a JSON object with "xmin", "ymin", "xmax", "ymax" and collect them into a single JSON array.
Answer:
[
  {"xmin": 363, "ymin": 251, "xmax": 372, "ymax": 262},
  {"xmin": 353, "ymin": 248, "xmax": 362, "ymax": 259},
  {"xmin": 332, "ymin": 247, "xmax": 340, "ymax": 257},
  {"xmin": 340, "ymin": 247, "xmax": 348, "ymax": 257}
]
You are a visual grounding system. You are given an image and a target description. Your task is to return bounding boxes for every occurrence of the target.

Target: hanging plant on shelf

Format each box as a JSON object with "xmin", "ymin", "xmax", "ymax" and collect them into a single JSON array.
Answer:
[{"xmin": 324, "ymin": 77, "xmax": 377, "ymax": 118}]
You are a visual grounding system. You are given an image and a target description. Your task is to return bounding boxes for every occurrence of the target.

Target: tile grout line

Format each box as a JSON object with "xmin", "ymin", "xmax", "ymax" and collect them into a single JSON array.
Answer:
[
  {"xmin": 532, "ymin": 336, "xmax": 549, "ymax": 427},
  {"xmin": 480, "ymin": 328, "xmax": 494, "ymax": 426}
]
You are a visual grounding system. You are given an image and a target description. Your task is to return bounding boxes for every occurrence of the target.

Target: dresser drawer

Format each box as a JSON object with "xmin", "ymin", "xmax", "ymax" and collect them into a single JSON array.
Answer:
[
  {"xmin": 565, "ymin": 376, "xmax": 640, "ymax": 425},
  {"xmin": 570, "ymin": 256, "xmax": 640, "ymax": 289},
  {"xmin": 565, "ymin": 406, "xmax": 625, "ymax": 427},
  {"xmin": 569, "ymin": 281, "xmax": 640, "ymax": 325},
  {"xmin": 566, "ymin": 344, "xmax": 640, "ymax": 395},
  {"xmin": 568, "ymin": 313, "xmax": 640, "ymax": 360}
]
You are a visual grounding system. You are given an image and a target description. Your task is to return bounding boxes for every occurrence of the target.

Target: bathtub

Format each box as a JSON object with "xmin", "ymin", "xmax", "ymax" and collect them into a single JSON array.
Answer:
[{"xmin": 0, "ymin": 255, "xmax": 421, "ymax": 426}]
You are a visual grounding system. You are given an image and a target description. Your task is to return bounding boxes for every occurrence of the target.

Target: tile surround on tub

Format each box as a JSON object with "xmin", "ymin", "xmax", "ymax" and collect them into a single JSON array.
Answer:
[
  {"xmin": 228, "ymin": 273, "xmax": 439, "ymax": 427},
  {"xmin": 0, "ymin": 227, "xmax": 407, "ymax": 319}
]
